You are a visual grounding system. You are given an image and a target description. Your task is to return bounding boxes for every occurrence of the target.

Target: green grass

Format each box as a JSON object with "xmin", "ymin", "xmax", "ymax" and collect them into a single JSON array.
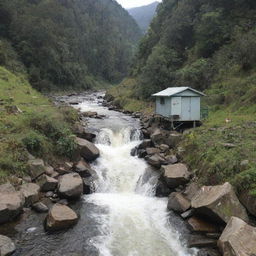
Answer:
[
  {"xmin": 0, "ymin": 67, "xmax": 78, "ymax": 183},
  {"xmin": 107, "ymin": 78, "xmax": 154, "ymax": 113},
  {"xmin": 181, "ymin": 106, "xmax": 256, "ymax": 195}
]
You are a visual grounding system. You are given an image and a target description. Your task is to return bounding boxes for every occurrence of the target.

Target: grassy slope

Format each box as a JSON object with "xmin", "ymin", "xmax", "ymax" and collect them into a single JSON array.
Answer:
[
  {"xmin": 107, "ymin": 78, "xmax": 154, "ymax": 113},
  {"xmin": 0, "ymin": 67, "xmax": 78, "ymax": 182}
]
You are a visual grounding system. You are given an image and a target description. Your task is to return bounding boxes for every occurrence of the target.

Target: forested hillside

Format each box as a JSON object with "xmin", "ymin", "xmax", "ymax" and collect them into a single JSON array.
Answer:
[
  {"xmin": 111, "ymin": 0, "xmax": 256, "ymax": 105},
  {"xmin": 0, "ymin": 0, "xmax": 141, "ymax": 91},
  {"xmin": 128, "ymin": 2, "xmax": 159, "ymax": 33}
]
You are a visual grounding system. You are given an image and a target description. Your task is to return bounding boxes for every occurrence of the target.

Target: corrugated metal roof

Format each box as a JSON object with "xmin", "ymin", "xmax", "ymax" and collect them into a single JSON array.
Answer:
[{"xmin": 152, "ymin": 87, "xmax": 206, "ymax": 97}]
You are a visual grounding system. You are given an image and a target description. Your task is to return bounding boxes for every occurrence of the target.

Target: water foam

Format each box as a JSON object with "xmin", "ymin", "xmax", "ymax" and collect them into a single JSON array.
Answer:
[{"xmin": 84, "ymin": 126, "xmax": 196, "ymax": 256}]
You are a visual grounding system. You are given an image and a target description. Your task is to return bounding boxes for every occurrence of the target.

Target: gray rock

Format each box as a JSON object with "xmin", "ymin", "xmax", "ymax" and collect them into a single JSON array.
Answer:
[
  {"xmin": 75, "ymin": 137, "xmax": 100, "ymax": 161},
  {"xmin": 44, "ymin": 165, "xmax": 55, "ymax": 176},
  {"xmin": 0, "ymin": 235, "xmax": 16, "ymax": 256},
  {"xmin": 138, "ymin": 139, "xmax": 152, "ymax": 150},
  {"xmin": 150, "ymin": 129, "xmax": 167, "ymax": 146},
  {"xmin": 58, "ymin": 199, "xmax": 69, "ymax": 205},
  {"xmin": 167, "ymin": 192, "xmax": 191, "ymax": 213},
  {"xmin": 0, "ymin": 183, "xmax": 15, "ymax": 193},
  {"xmin": 58, "ymin": 173, "xmax": 83, "ymax": 199},
  {"xmin": 165, "ymin": 155, "xmax": 178, "ymax": 164},
  {"xmin": 181, "ymin": 209, "xmax": 194, "ymax": 219},
  {"xmin": 74, "ymin": 160, "xmax": 93, "ymax": 178},
  {"xmin": 187, "ymin": 217, "xmax": 220, "ymax": 233},
  {"xmin": 218, "ymin": 217, "xmax": 256, "ymax": 256},
  {"xmin": 161, "ymin": 163, "xmax": 190, "ymax": 189},
  {"xmin": 45, "ymin": 191, "xmax": 54, "ymax": 198},
  {"xmin": 187, "ymin": 234, "xmax": 217, "ymax": 248},
  {"xmin": 239, "ymin": 190, "xmax": 256, "ymax": 217},
  {"xmin": 191, "ymin": 182, "xmax": 249, "ymax": 224},
  {"xmin": 138, "ymin": 149, "xmax": 147, "ymax": 158},
  {"xmin": 37, "ymin": 175, "xmax": 58, "ymax": 192},
  {"xmin": 159, "ymin": 144, "xmax": 169, "ymax": 153},
  {"xmin": 27, "ymin": 158, "xmax": 45, "ymax": 179},
  {"xmin": 183, "ymin": 182, "xmax": 200, "ymax": 201},
  {"xmin": 145, "ymin": 154, "xmax": 167, "ymax": 168},
  {"xmin": 166, "ymin": 132, "xmax": 182, "ymax": 148},
  {"xmin": 197, "ymin": 248, "xmax": 221, "ymax": 256},
  {"xmin": 20, "ymin": 183, "xmax": 40, "ymax": 207},
  {"xmin": 32, "ymin": 202, "xmax": 49, "ymax": 213},
  {"xmin": 45, "ymin": 204, "xmax": 78, "ymax": 231},
  {"xmin": 155, "ymin": 180, "xmax": 172, "ymax": 197},
  {"xmin": 0, "ymin": 191, "xmax": 24, "ymax": 224},
  {"xmin": 146, "ymin": 147, "xmax": 160, "ymax": 155}
]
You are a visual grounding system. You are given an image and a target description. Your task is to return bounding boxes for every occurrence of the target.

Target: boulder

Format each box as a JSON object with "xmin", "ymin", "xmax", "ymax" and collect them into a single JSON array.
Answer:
[
  {"xmin": 73, "ymin": 123, "xmax": 96, "ymax": 142},
  {"xmin": 58, "ymin": 173, "xmax": 83, "ymax": 199},
  {"xmin": 83, "ymin": 177, "xmax": 94, "ymax": 194},
  {"xmin": 130, "ymin": 147, "xmax": 138, "ymax": 156},
  {"xmin": 150, "ymin": 129, "xmax": 167, "ymax": 146},
  {"xmin": 82, "ymin": 111, "xmax": 97, "ymax": 118},
  {"xmin": 0, "ymin": 183, "xmax": 15, "ymax": 193},
  {"xmin": 0, "ymin": 235, "xmax": 16, "ymax": 256},
  {"xmin": 187, "ymin": 234, "xmax": 217, "ymax": 248},
  {"xmin": 239, "ymin": 190, "xmax": 256, "ymax": 217},
  {"xmin": 166, "ymin": 132, "xmax": 182, "ymax": 148},
  {"xmin": 197, "ymin": 248, "xmax": 221, "ymax": 256},
  {"xmin": 161, "ymin": 163, "xmax": 190, "ymax": 189},
  {"xmin": 138, "ymin": 149, "xmax": 147, "ymax": 158},
  {"xmin": 32, "ymin": 202, "xmax": 49, "ymax": 213},
  {"xmin": 20, "ymin": 183, "xmax": 40, "ymax": 207},
  {"xmin": 75, "ymin": 137, "xmax": 100, "ymax": 161},
  {"xmin": 45, "ymin": 204, "xmax": 78, "ymax": 231},
  {"xmin": 191, "ymin": 182, "xmax": 249, "ymax": 224},
  {"xmin": 0, "ymin": 191, "xmax": 24, "ymax": 224},
  {"xmin": 167, "ymin": 192, "xmax": 191, "ymax": 213},
  {"xmin": 181, "ymin": 209, "xmax": 194, "ymax": 219},
  {"xmin": 37, "ymin": 175, "xmax": 58, "ymax": 192},
  {"xmin": 165, "ymin": 155, "xmax": 178, "ymax": 164},
  {"xmin": 44, "ymin": 165, "xmax": 55, "ymax": 176},
  {"xmin": 159, "ymin": 144, "xmax": 169, "ymax": 153},
  {"xmin": 138, "ymin": 139, "xmax": 152, "ymax": 150},
  {"xmin": 218, "ymin": 217, "xmax": 256, "ymax": 256},
  {"xmin": 146, "ymin": 147, "xmax": 160, "ymax": 155},
  {"xmin": 74, "ymin": 160, "xmax": 93, "ymax": 178},
  {"xmin": 28, "ymin": 158, "xmax": 45, "ymax": 179},
  {"xmin": 155, "ymin": 180, "xmax": 172, "ymax": 197},
  {"xmin": 145, "ymin": 154, "xmax": 167, "ymax": 168},
  {"xmin": 187, "ymin": 217, "xmax": 220, "ymax": 233},
  {"xmin": 183, "ymin": 182, "xmax": 200, "ymax": 201}
]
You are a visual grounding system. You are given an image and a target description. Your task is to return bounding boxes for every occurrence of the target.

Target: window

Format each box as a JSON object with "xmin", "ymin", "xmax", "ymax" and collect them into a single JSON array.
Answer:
[{"xmin": 160, "ymin": 97, "xmax": 165, "ymax": 105}]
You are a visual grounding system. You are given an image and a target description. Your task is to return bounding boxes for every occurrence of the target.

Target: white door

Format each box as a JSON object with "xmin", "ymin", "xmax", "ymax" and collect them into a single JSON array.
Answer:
[
  {"xmin": 171, "ymin": 97, "xmax": 181, "ymax": 116},
  {"xmin": 182, "ymin": 97, "xmax": 191, "ymax": 120}
]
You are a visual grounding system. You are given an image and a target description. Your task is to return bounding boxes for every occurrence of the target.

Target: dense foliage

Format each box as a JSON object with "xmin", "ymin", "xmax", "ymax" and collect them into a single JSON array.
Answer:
[
  {"xmin": 128, "ymin": 1, "xmax": 159, "ymax": 33},
  {"xmin": 0, "ymin": 0, "xmax": 141, "ymax": 91},
  {"xmin": 130, "ymin": 0, "xmax": 256, "ymax": 100}
]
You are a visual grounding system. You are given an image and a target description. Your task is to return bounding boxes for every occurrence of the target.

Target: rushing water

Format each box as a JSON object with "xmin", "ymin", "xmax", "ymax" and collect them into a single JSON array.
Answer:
[{"xmin": 1, "ymin": 92, "xmax": 196, "ymax": 256}]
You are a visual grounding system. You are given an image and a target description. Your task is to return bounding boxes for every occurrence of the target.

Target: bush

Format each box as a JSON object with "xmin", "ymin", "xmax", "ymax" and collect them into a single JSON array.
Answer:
[
  {"xmin": 22, "ymin": 131, "xmax": 46, "ymax": 154},
  {"xmin": 56, "ymin": 135, "xmax": 77, "ymax": 158}
]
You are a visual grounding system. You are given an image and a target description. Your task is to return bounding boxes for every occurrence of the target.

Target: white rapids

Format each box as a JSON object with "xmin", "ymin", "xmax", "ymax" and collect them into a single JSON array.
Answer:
[{"xmin": 79, "ymin": 109, "xmax": 196, "ymax": 256}]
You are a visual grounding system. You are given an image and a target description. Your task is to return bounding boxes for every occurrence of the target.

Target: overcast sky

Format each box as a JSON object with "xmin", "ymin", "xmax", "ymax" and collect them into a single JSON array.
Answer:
[{"xmin": 116, "ymin": 0, "xmax": 162, "ymax": 9}]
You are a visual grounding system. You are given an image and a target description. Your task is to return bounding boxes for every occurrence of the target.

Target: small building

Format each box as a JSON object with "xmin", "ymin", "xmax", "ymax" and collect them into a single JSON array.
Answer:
[{"xmin": 152, "ymin": 87, "xmax": 206, "ymax": 122}]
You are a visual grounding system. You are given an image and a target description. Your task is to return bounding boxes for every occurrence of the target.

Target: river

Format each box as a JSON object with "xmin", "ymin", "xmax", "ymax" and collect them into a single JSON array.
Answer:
[{"xmin": 3, "ymin": 92, "xmax": 196, "ymax": 256}]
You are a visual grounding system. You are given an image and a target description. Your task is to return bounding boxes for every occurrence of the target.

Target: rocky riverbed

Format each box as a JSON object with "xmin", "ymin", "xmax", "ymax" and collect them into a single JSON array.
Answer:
[{"xmin": 0, "ymin": 92, "xmax": 255, "ymax": 256}]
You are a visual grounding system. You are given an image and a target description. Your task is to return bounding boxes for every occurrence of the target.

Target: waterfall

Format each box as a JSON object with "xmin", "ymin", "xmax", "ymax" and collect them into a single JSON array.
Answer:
[{"xmin": 84, "ymin": 126, "xmax": 196, "ymax": 256}]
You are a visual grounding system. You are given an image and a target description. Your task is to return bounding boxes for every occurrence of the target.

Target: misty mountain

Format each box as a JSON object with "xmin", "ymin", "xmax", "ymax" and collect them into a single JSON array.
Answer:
[{"xmin": 128, "ymin": 2, "xmax": 159, "ymax": 33}]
